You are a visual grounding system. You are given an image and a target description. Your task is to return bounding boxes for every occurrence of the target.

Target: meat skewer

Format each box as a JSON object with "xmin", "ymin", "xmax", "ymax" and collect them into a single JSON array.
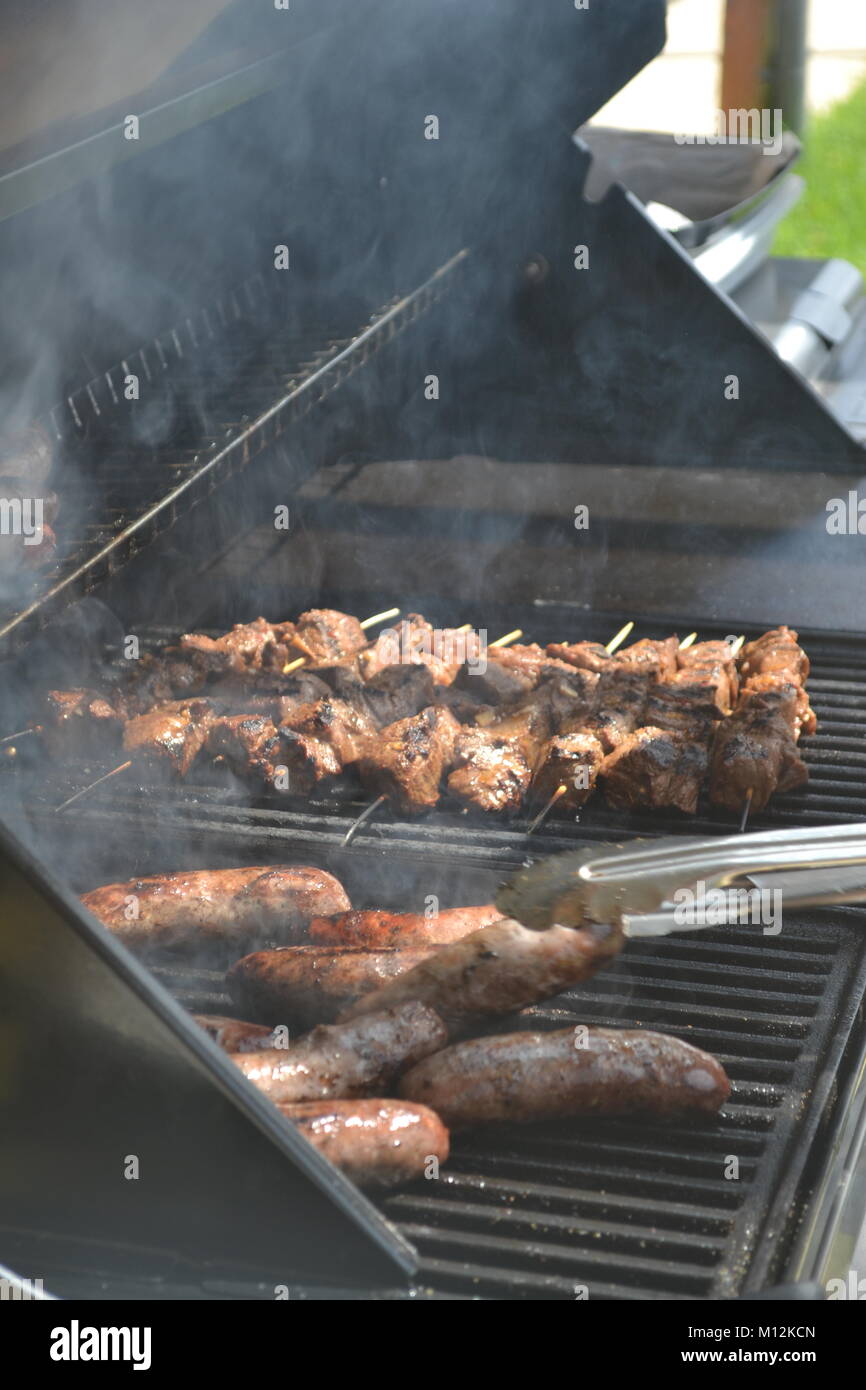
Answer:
[
  {"xmin": 710, "ymin": 630, "xmax": 814, "ymax": 825},
  {"xmin": 282, "ymin": 606, "xmax": 401, "ymax": 674},
  {"xmin": 49, "ymin": 607, "xmax": 409, "ymax": 810}
]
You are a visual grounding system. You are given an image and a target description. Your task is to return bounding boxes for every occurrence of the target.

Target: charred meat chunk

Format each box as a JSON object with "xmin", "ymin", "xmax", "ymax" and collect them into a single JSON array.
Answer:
[
  {"xmin": 122, "ymin": 699, "xmax": 215, "ymax": 776},
  {"xmin": 530, "ymin": 732, "xmax": 605, "ymax": 810},
  {"xmin": 207, "ymin": 714, "xmax": 283, "ymax": 785},
  {"xmin": 330, "ymin": 663, "xmax": 437, "ymax": 728},
  {"xmin": 709, "ymin": 685, "xmax": 809, "ymax": 812},
  {"xmin": 601, "ymin": 726, "xmax": 708, "ymax": 815},
  {"xmin": 739, "ymin": 626, "xmax": 810, "ymax": 685},
  {"xmin": 357, "ymin": 706, "xmax": 461, "ymax": 814},
  {"xmin": 289, "ymin": 609, "xmax": 367, "ymax": 667},
  {"xmin": 447, "ymin": 729, "xmax": 533, "ymax": 814}
]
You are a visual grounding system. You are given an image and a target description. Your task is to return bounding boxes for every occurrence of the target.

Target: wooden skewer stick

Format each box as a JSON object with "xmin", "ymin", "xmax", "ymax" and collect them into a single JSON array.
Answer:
[
  {"xmin": 341, "ymin": 794, "xmax": 387, "ymax": 847},
  {"xmin": 739, "ymin": 787, "xmax": 754, "ymax": 834},
  {"xmin": 679, "ymin": 633, "xmax": 698, "ymax": 650},
  {"xmin": 526, "ymin": 784, "xmax": 568, "ymax": 836},
  {"xmin": 55, "ymin": 761, "xmax": 133, "ymax": 813},
  {"xmin": 605, "ymin": 621, "xmax": 634, "ymax": 655},
  {"xmin": 488, "ymin": 629, "xmax": 523, "ymax": 649},
  {"xmin": 0, "ymin": 727, "xmax": 36, "ymax": 746},
  {"xmin": 283, "ymin": 607, "xmax": 402, "ymax": 674}
]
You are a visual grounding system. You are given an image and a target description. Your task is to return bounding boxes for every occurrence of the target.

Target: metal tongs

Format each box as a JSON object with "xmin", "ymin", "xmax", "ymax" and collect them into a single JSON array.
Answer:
[{"xmin": 496, "ymin": 823, "xmax": 866, "ymax": 937}]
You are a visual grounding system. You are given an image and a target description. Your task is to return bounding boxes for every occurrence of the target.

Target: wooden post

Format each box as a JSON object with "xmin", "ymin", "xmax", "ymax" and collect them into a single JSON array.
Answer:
[{"xmin": 721, "ymin": 0, "xmax": 774, "ymax": 115}]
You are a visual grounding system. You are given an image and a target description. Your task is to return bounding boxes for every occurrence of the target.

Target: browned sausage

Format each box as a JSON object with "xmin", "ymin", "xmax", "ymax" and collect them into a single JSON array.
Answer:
[
  {"xmin": 308, "ymin": 904, "xmax": 501, "ymax": 948},
  {"xmin": 227, "ymin": 944, "xmax": 438, "ymax": 1028},
  {"xmin": 233, "ymin": 1001, "xmax": 448, "ymax": 1104},
  {"xmin": 400, "ymin": 1026, "xmax": 730, "ymax": 1127},
  {"xmin": 80, "ymin": 865, "xmax": 350, "ymax": 950},
  {"xmin": 193, "ymin": 1014, "xmax": 279, "ymax": 1052},
  {"xmin": 338, "ymin": 917, "xmax": 623, "ymax": 1034},
  {"xmin": 279, "ymin": 1099, "xmax": 449, "ymax": 1187}
]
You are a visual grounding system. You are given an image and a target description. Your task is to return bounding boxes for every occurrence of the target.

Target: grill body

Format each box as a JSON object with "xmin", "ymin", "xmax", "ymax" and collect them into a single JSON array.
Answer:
[{"xmin": 2, "ymin": 0, "xmax": 866, "ymax": 1301}]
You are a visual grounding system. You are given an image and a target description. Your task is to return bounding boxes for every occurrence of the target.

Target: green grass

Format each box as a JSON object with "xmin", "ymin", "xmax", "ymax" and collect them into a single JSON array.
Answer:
[{"xmin": 774, "ymin": 78, "xmax": 866, "ymax": 275}]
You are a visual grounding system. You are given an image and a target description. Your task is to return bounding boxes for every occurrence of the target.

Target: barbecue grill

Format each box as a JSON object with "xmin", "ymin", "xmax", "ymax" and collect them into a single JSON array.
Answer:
[{"xmin": 3, "ymin": 0, "xmax": 866, "ymax": 1301}]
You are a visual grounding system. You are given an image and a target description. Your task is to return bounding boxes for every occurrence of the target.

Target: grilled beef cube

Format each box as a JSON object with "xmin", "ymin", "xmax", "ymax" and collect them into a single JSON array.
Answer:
[
  {"xmin": 358, "ymin": 706, "xmax": 461, "ymax": 815},
  {"xmin": 709, "ymin": 686, "xmax": 809, "ymax": 812},
  {"xmin": 454, "ymin": 653, "xmax": 534, "ymax": 704},
  {"xmin": 583, "ymin": 671, "xmax": 650, "ymax": 752},
  {"xmin": 601, "ymin": 726, "xmax": 708, "ymax": 814},
  {"xmin": 123, "ymin": 699, "xmax": 214, "ymax": 776},
  {"xmin": 447, "ymin": 729, "xmax": 533, "ymax": 814},
  {"xmin": 547, "ymin": 640, "xmax": 614, "ymax": 674},
  {"xmin": 206, "ymin": 671, "xmax": 332, "ymax": 712},
  {"xmin": 179, "ymin": 617, "xmax": 295, "ymax": 675},
  {"xmin": 207, "ymin": 715, "xmax": 283, "ymax": 784},
  {"xmin": 359, "ymin": 615, "xmax": 480, "ymax": 686},
  {"xmin": 289, "ymin": 609, "xmax": 367, "ymax": 666},
  {"xmin": 474, "ymin": 696, "xmax": 556, "ymax": 762},
  {"xmin": 273, "ymin": 697, "xmax": 376, "ymax": 792},
  {"xmin": 643, "ymin": 684, "xmax": 721, "ymax": 741},
  {"xmin": 282, "ymin": 698, "xmax": 376, "ymax": 766},
  {"xmin": 675, "ymin": 641, "xmax": 739, "ymax": 712},
  {"xmin": 436, "ymin": 681, "xmax": 490, "ymax": 722},
  {"xmin": 617, "ymin": 637, "xmax": 679, "ymax": 680},
  {"xmin": 42, "ymin": 689, "xmax": 125, "ymax": 759},
  {"xmin": 548, "ymin": 637, "xmax": 678, "ymax": 681},
  {"xmin": 740, "ymin": 670, "xmax": 816, "ymax": 736},
  {"xmin": 330, "ymin": 663, "xmax": 438, "ymax": 728},
  {"xmin": 530, "ymin": 732, "xmax": 605, "ymax": 810},
  {"xmin": 277, "ymin": 728, "xmax": 342, "ymax": 791},
  {"xmin": 739, "ymin": 626, "xmax": 810, "ymax": 685},
  {"xmin": 484, "ymin": 643, "xmax": 575, "ymax": 691}
]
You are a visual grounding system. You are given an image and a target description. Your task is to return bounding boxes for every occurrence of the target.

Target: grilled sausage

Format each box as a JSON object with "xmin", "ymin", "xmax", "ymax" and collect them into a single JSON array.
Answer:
[
  {"xmin": 338, "ymin": 917, "xmax": 624, "ymax": 1034},
  {"xmin": 400, "ymin": 1026, "xmax": 730, "ymax": 1127},
  {"xmin": 279, "ymin": 1099, "xmax": 449, "ymax": 1187},
  {"xmin": 193, "ymin": 1014, "xmax": 279, "ymax": 1052},
  {"xmin": 80, "ymin": 865, "xmax": 350, "ymax": 951},
  {"xmin": 233, "ymin": 1000, "xmax": 448, "ymax": 1104},
  {"xmin": 308, "ymin": 904, "xmax": 501, "ymax": 949},
  {"xmin": 227, "ymin": 944, "xmax": 438, "ymax": 1027}
]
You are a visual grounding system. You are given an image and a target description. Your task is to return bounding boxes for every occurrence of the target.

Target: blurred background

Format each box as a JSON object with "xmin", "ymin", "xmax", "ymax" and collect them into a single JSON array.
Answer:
[{"xmin": 589, "ymin": 0, "xmax": 866, "ymax": 274}]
